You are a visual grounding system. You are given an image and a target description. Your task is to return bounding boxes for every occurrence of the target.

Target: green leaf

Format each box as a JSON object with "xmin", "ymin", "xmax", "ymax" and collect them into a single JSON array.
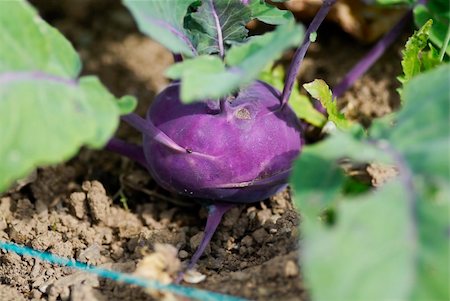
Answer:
[
  {"xmin": 249, "ymin": 0, "xmax": 294, "ymax": 25},
  {"xmin": 259, "ymin": 64, "xmax": 326, "ymax": 127},
  {"xmin": 303, "ymin": 79, "xmax": 351, "ymax": 130},
  {"xmin": 123, "ymin": 0, "xmax": 197, "ymax": 56},
  {"xmin": 167, "ymin": 20, "xmax": 303, "ymax": 103},
  {"xmin": 0, "ymin": 0, "xmax": 129, "ymax": 192},
  {"xmin": 225, "ymin": 20, "xmax": 302, "ymax": 71},
  {"xmin": 117, "ymin": 95, "xmax": 138, "ymax": 115},
  {"xmin": 165, "ymin": 55, "xmax": 226, "ymax": 78},
  {"xmin": 389, "ymin": 64, "xmax": 450, "ymax": 180},
  {"xmin": 165, "ymin": 55, "xmax": 238, "ymax": 101},
  {"xmin": 190, "ymin": 0, "xmax": 251, "ymax": 55},
  {"xmin": 399, "ymin": 20, "xmax": 434, "ymax": 85},
  {"xmin": 0, "ymin": 0, "xmax": 81, "ymax": 77},
  {"xmin": 290, "ymin": 62, "xmax": 450, "ymax": 301},
  {"xmin": 301, "ymin": 181, "xmax": 416, "ymax": 301},
  {"xmin": 421, "ymin": 43, "xmax": 441, "ymax": 70},
  {"xmin": 412, "ymin": 186, "xmax": 450, "ymax": 301},
  {"xmin": 414, "ymin": 1, "xmax": 450, "ymax": 56},
  {"xmin": 375, "ymin": 0, "xmax": 414, "ymax": 5}
]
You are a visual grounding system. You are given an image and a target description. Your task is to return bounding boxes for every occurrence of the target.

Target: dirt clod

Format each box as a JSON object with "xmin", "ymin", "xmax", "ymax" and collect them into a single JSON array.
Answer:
[
  {"xmin": 68, "ymin": 192, "xmax": 87, "ymax": 219},
  {"xmin": 83, "ymin": 181, "xmax": 111, "ymax": 224}
]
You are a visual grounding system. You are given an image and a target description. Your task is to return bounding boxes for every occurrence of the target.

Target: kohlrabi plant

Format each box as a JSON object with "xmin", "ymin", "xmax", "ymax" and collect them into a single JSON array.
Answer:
[{"xmin": 108, "ymin": 0, "xmax": 337, "ymax": 277}]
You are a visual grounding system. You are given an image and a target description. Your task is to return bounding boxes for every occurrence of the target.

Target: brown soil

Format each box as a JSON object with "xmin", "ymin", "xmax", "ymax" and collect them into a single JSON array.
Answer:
[{"xmin": 0, "ymin": 1, "xmax": 409, "ymax": 300}]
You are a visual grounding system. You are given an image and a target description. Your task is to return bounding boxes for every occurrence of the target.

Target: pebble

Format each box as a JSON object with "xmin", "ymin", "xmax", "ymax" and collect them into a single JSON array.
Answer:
[
  {"xmin": 178, "ymin": 250, "xmax": 189, "ymax": 259},
  {"xmin": 251, "ymin": 228, "xmax": 268, "ymax": 244},
  {"xmin": 256, "ymin": 209, "xmax": 272, "ymax": 225},
  {"xmin": 183, "ymin": 270, "xmax": 206, "ymax": 284},
  {"xmin": 241, "ymin": 235, "xmax": 254, "ymax": 247},
  {"xmin": 284, "ymin": 260, "xmax": 299, "ymax": 277}
]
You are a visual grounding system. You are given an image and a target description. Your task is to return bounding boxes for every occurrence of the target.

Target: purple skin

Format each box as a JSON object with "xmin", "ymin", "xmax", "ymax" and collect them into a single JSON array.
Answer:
[
  {"xmin": 106, "ymin": 0, "xmax": 337, "ymax": 281},
  {"xmin": 144, "ymin": 81, "xmax": 302, "ymax": 203}
]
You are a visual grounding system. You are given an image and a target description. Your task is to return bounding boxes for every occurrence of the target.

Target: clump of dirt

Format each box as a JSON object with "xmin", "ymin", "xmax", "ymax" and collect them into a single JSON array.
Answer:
[{"xmin": 1, "ymin": 0, "xmax": 406, "ymax": 300}]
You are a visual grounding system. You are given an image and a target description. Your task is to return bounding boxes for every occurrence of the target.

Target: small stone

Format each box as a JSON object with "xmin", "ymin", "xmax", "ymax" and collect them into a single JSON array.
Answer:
[
  {"xmin": 0, "ymin": 218, "xmax": 7, "ymax": 231},
  {"xmin": 77, "ymin": 244, "xmax": 101, "ymax": 263},
  {"xmin": 110, "ymin": 244, "xmax": 124, "ymax": 261},
  {"xmin": 241, "ymin": 235, "xmax": 254, "ymax": 247},
  {"xmin": 222, "ymin": 207, "xmax": 241, "ymax": 227},
  {"xmin": 284, "ymin": 260, "xmax": 299, "ymax": 277},
  {"xmin": 0, "ymin": 197, "xmax": 12, "ymax": 219},
  {"xmin": 31, "ymin": 289, "xmax": 42, "ymax": 300},
  {"xmin": 183, "ymin": 270, "xmax": 206, "ymax": 284},
  {"xmin": 50, "ymin": 241, "xmax": 73, "ymax": 258},
  {"xmin": 251, "ymin": 228, "xmax": 268, "ymax": 244},
  {"xmin": 178, "ymin": 250, "xmax": 189, "ymax": 259},
  {"xmin": 256, "ymin": 209, "xmax": 272, "ymax": 225}
]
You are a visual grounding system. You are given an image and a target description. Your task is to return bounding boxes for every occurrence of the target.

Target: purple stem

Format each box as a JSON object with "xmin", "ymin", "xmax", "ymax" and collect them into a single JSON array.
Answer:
[
  {"xmin": 332, "ymin": 10, "xmax": 412, "ymax": 98},
  {"xmin": 121, "ymin": 113, "xmax": 186, "ymax": 153},
  {"xmin": 176, "ymin": 202, "xmax": 235, "ymax": 283},
  {"xmin": 281, "ymin": 0, "xmax": 337, "ymax": 107},
  {"xmin": 104, "ymin": 137, "xmax": 147, "ymax": 168},
  {"xmin": 173, "ymin": 53, "xmax": 183, "ymax": 63}
]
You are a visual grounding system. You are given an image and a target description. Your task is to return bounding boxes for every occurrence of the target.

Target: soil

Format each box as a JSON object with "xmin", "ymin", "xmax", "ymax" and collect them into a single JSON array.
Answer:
[{"xmin": 1, "ymin": 1, "xmax": 409, "ymax": 300}]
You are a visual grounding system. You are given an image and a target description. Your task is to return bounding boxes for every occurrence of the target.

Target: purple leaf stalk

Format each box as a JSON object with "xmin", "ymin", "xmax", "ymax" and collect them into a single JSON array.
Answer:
[
  {"xmin": 281, "ymin": 0, "xmax": 337, "ymax": 107},
  {"xmin": 332, "ymin": 11, "xmax": 412, "ymax": 98},
  {"xmin": 332, "ymin": 0, "xmax": 428, "ymax": 98}
]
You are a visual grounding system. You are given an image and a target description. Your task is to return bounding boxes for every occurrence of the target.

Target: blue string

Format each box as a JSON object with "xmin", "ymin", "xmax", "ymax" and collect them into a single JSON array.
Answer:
[{"xmin": 0, "ymin": 240, "xmax": 247, "ymax": 301}]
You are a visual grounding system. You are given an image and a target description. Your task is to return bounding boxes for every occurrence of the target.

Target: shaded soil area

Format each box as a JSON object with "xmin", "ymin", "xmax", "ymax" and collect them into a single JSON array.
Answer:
[{"xmin": 1, "ymin": 1, "xmax": 409, "ymax": 300}]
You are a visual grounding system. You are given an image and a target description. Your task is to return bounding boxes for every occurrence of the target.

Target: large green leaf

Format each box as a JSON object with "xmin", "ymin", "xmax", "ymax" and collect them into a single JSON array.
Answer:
[
  {"xmin": 412, "ymin": 184, "xmax": 450, "ymax": 301},
  {"xmin": 166, "ymin": 20, "xmax": 303, "ymax": 102},
  {"xmin": 0, "ymin": 0, "xmax": 80, "ymax": 77},
  {"xmin": 291, "ymin": 64, "xmax": 450, "ymax": 301},
  {"xmin": 388, "ymin": 64, "xmax": 450, "ymax": 180},
  {"xmin": 0, "ymin": 0, "xmax": 133, "ymax": 192},
  {"xmin": 123, "ymin": 0, "xmax": 197, "ymax": 56},
  {"xmin": 190, "ymin": 0, "xmax": 251, "ymax": 55},
  {"xmin": 301, "ymin": 182, "xmax": 416, "ymax": 301}
]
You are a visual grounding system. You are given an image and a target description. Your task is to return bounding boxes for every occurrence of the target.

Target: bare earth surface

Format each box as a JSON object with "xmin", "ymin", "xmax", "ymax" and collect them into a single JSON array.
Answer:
[{"xmin": 0, "ymin": 1, "xmax": 408, "ymax": 300}]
